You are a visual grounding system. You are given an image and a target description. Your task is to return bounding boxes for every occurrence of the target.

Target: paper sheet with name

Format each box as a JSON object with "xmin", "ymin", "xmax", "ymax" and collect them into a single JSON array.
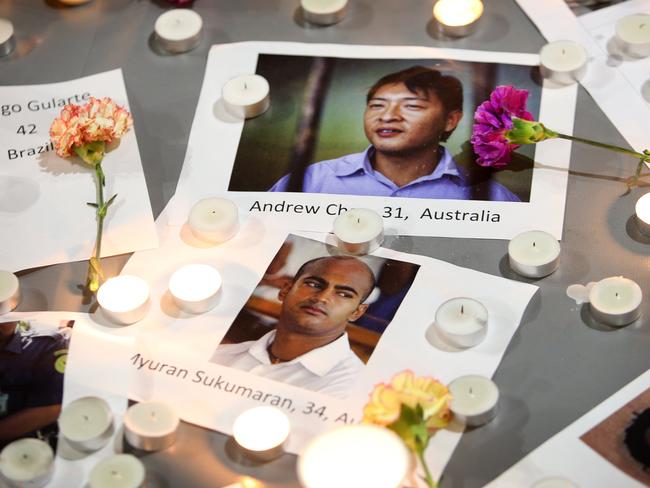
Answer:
[
  {"xmin": 68, "ymin": 205, "xmax": 538, "ymax": 483},
  {"xmin": 167, "ymin": 41, "xmax": 577, "ymax": 240},
  {"xmin": 516, "ymin": 0, "xmax": 650, "ymax": 156},
  {"xmin": 487, "ymin": 369, "xmax": 650, "ymax": 487},
  {"xmin": 0, "ymin": 311, "xmax": 129, "ymax": 488},
  {"xmin": 0, "ymin": 69, "xmax": 157, "ymax": 272}
]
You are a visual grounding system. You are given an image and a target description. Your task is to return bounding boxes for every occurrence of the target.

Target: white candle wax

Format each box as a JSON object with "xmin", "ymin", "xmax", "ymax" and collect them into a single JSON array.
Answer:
[
  {"xmin": 0, "ymin": 18, "xmax": 15, "ymax": 58},
  {"xmin": 333, "ymin": 208, "xmax": 384, "ymax": 255},
  {"xmin": 615, "ymin": 14, "xmax": 650, "ymax": 58},
  {"xmin": 97, "ymin": 275, "xmax": 150, "ymax": 325},
  {"xmin": 222, "ymin": 74, "xmax": 270, "ymax": 119},
  {"xmin": 448, "ymin": 375, "xmax": 499, "ymax": 427},
  {"xmin": 433, "ymin": 0, "xmax": 484, "ymax": 37},
  {"xmin": 89, "ymin": 454, "xmax": 145, "ymax": 488},
  {"xmin": 297, "ymin": 425, "xmax": 410, "ymax": 488},
  {"xmin": 169, "ymin": 264, "xmax": 222, "ymax": 314},
  {"xmin": 188, "ymin": 197, "xmax": 239, "ymax": 244},
  {"xmin": 635, "ymin": 192, "xmax": 650, "ymax": 236},
  {"xmin": 539, "ymin": 40, "xmax": 588, "ymax": 85},
  {"xmin": 589, "ymin": 276, "xmax": 642, "ymax": 326},
  {"xmin": 123, "ymin": 402, "xmax": 179, "ymax": 451},
  {"xmin": 154, "ymin": 9, "xmax": 202, "ymax": 54},
  {"xmin": 301, "ymin": 0, "xmax": 348, "ymax": 26},
  {"xmin": 532, "ymin": 478, "xmax": 578, "ymax": 488},
  {"xmin": 0, "ymin": 270, "xmax": 20, "ymax": 315},
  {"xmin": 0, "ymin": 439, "xmax": 54, "ymax": 488},
  {"xmin": 232, "ymin": 406, "xmax": 290, "ymax": 461},
  {"xmin": 508, "ymin": 230, "xmax": 561, "ymax": 278},
  {"xmin": 432, "ymin": 297, "xmax": 488, "ymax": 349},
  {"xmin": 58, "ymin": 396, "xmax": 114, "ymax": 452}
]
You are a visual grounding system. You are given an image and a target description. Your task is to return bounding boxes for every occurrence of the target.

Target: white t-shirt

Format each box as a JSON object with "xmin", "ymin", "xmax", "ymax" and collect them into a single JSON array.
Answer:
[{"xmin": 210, "ymin": 330, "xmax": 363, "ymax": 398}]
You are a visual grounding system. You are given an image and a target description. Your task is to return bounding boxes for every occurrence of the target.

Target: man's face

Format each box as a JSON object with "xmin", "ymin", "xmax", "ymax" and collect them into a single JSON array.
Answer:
[
  {"xmin": 364, "ymin": 82, "xmax": 462, "ymax": 156},
  {"xmin": 278, "ymin": 258, "xmax": 372, "ymax": 338}
]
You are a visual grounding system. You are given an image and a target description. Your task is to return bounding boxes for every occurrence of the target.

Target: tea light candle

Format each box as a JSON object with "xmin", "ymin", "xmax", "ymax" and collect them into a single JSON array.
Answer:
[
  {"xmin": 301, "ymin": 0, "xmax": 348, "ymax": 26},
  {"xmin": 448, "ymin": 375, "xmax": 499, "ymax": 427},
  {"xmin": 58, "ymin": 0, "xmax": 93, "ymax": 5},
  {"xmin": 58, "ymin": 397, "xmax": 114, "ymax": 452},
  {"xmin": 97, "ymin": 275, "xmax": 150, "ymax": 325},
  {"xmin": 222, "ymin": 74, "xmax": 270, "ymax": 119},
  {"xmin": 635, "ymin": 192, "xmax": 650, "ymax": 236},
  {"xmin": 0, "ymin": 270, "xmax": 20, "ymax": 315},
  {"xmin": 433, "ymin": 0, "xmax": 484, "ymax": 37},
  {"xmin": 508, "ymin": 230, "xmax": 561, "ymax": 278},
  {"xmin": 615, "ymin": 14, "xmax": 650, "ymax": 58},
  {"xmin": 89, "ymin": 454, "xmax": 145, "ymax": 488},
  {"xmin": 0, "ymin": 439, "xmax": 54, "ymax": 488},
  {"xmin": 168, "ymin": 264, "xmax": 222, "ymax": 314},
  {"xmin": 0, "ymin": 19, "xmax": 15, "ymax": 58},
  {"xmin": 154, "ymin": 9, "xmax": 202, "ymax": 54},
  {"xmin": 123, "ymin": 402, "xmax": 179, "ymax": 451},
  {"xmin": 298, "ymin": 425, "xmax": 410, "ymax": 488},
  {"xmin": 188, "ymin": 197, "xmax": 239, "ymax": 244},
  {"xmin": 232, "ymin": 406, "xmax": 290, "ymax": 461},
  {"xmin": 432, "ymin": 297, "xmax": 488, "ymax": 349},
  {"xmin": 532, "ymin": 478, "xmax": 578, "ymax": 488},
  {"xmin": 539, "ymin": 40, "xmax": 588, "ymax": 85},
  {"xmin": 333, "ymin": 208, "xmax": 384, "ymax": 255},
  {"xmin": 589, "ymin": 276, "xmax": 642, "ymax": 326}
]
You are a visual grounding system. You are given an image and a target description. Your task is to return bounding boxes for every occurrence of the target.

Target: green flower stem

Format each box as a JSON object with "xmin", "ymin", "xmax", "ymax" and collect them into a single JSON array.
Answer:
[
  {"xmin": 417, "ymin": 448, "xmax": 438, "ymax": 488},
  {"xmin": 94, "ymin": 163, "xmax": 106, "ymax": 261},
  {"xmin": 556, "ymin": 133, "xmax": 648, "ymax": 160}
]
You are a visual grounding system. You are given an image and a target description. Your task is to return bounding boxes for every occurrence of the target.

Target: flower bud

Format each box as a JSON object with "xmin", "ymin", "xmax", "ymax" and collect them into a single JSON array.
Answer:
[{"xmin": 505, "ymin": 117, "xmax": 558, "ymax": 145}]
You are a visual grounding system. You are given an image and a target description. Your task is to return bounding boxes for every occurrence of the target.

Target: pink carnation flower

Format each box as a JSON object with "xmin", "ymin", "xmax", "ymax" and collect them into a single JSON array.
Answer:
[
  {"xmin": 470, "ymin": 85, "xmax": 533, "ymax": 168},
  {"xmin": 50, "ymin": 97, "xmax": 133, "ymax": 158}
]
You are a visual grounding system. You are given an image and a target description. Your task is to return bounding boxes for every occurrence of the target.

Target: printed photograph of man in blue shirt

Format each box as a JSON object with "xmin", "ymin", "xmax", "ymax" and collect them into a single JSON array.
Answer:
[
  {"xmin": 268, "ymin": 66, "xmax": 520, "ymax": 201},
  {"xmin": 228, "ymin": 55, "xmax": 540, "ymax": 202}
]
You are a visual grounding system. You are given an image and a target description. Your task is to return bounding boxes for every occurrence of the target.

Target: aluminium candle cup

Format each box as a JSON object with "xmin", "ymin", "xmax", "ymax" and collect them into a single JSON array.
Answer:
[
  {"xmin": 588, "ymin": 277, "xmax": 642, "ymax": 327},
  {"xmin": 58, "ymin": 397, "xmax": 114, "ymax": 452},
  {"xmin": 539, "ymin": 40, "xmax": 588, "ymax": 85},
  {"xmin": 0, "ymin": 19, "xmax": 15, "ymax": 58},
  {"xmin": 97, "ymin": 276, "xmax": 151, "ymax": 325},
  {"xmin": 448, "ymin": 375, "xmax": 499, "ymax": 427},
  {"xmin": 232, "ymin": 406, "xmax": 290, "ymax": 462},
  {"xmin": 0, "ymin": 270, "xmax": 20, "ymax": 315},
  {"xmin": 432, "ymin": 0, "xmax": 484, "ymax": 38},
  {"xmin": 635, "ymin": 193, "xmax": 650, "ymax": 236},
  {"xmin": 615, "ymin": 14, "xmax": 650, "ymax": 58},
  {"xmin": 221, "ymin": 74, "xmax": 271, "ymax": 119},
  {"xmin": 123, "ymin": 402, "xmax": 179, "ymax": 452},
  {"xmin": 0, "ymin": 439, "xmax": 54, "ymax": 488},
  {"xmin": 332, "ymin": 209, "xmax": 384, "ymax": 256},
  {"xmin": 301, "ymin": 0, "xmax": 348, "ymax": 26},
  {"xmin": 433, "ymin": 297, "xmax": 488, "ymax": 349},
  {"xmin": 89, "ymin": 454, "xmax": 145, "ymax": 488},
  {"xmin": 508, "ymin": 230, "xmax": 561, "ymax": 279},
  {"xmin": 168, "ymin": 264, "xmax": 222, "ymax": 314},
  {"xmin": 154, "ymin": 9, "xmax": 202, "ymax": 54},
  {"xmin": 532, "ymin": 478, "xmax": 578, "ymax": 488}
]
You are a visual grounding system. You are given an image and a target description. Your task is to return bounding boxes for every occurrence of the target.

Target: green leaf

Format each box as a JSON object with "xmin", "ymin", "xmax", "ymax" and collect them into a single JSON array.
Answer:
[
  {"xmin": 105, "ymin": 194, "xmax": 118, "ymax": 207},
  {"xmin": 86, "ymin": 202, "xmax": 98, "ymax": 208}
]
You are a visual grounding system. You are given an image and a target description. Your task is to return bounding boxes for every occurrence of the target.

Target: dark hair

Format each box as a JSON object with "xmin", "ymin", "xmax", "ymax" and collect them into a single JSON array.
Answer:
[
  {"xmin": 293, "ymin": 256, "xmax": 376, "ymax": 302},
  {"xmin": 366, "ymin": 66, "xmax": 463, "ymax": 142}
]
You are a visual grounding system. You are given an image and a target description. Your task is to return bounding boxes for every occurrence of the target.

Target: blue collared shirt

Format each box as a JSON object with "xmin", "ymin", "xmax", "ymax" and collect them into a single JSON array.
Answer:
[{"xmin": 268, "ymin": 147, "xmax": 520, "ymax": 202}]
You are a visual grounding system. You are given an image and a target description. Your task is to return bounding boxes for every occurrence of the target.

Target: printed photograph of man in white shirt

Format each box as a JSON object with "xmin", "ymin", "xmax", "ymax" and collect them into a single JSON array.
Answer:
[{"xmin": 211, "ymin": 235, "xmax": 419, "ymax": 398}]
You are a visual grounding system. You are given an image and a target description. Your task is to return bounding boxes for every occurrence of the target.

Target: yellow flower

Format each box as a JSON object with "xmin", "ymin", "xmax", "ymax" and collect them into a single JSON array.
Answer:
[{"xmin": 363, "ymin": 370, "xmax": 452, "ymax": 432}]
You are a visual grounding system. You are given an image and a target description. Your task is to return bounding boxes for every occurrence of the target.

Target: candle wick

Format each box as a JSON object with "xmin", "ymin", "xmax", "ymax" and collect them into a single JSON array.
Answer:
[
  {"xmin": 357, "ymin": 218, "xmax": 360, "ymax": 224},
  {"xmin": 533, "ymin": 241, "xmax": 536, "ymax": 247},
  {"xmin": 469, "ymin": 387, "xmax": 473, "ymax": 396},
  {"xmin": 150, "ymin": 411, "xmax": 157, "ymax": 420},
  {"xmin": 83, "ymin": 414, "xmax": 89, "ymax": 421},
  {"xmin": 111, "ymin": 470, "xmax": 121, "ymax": 480},
  {"xmin": 562, "ymin": 49, "xmax": 565, "ymax": 55},
  {"xmin": 22, "ymin": 453, "xmax": 29, "ymax": 460},
  {"xmin": 615, "ymin": 292, "xmax": 619, "ymax": 298},
  {"xmin": 244, "ymin": 83, "xmax": 247, "ymax": 90},
  {"xmin": 461, "ymin": 305, "xmax": 464, "ymax": 314}
]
